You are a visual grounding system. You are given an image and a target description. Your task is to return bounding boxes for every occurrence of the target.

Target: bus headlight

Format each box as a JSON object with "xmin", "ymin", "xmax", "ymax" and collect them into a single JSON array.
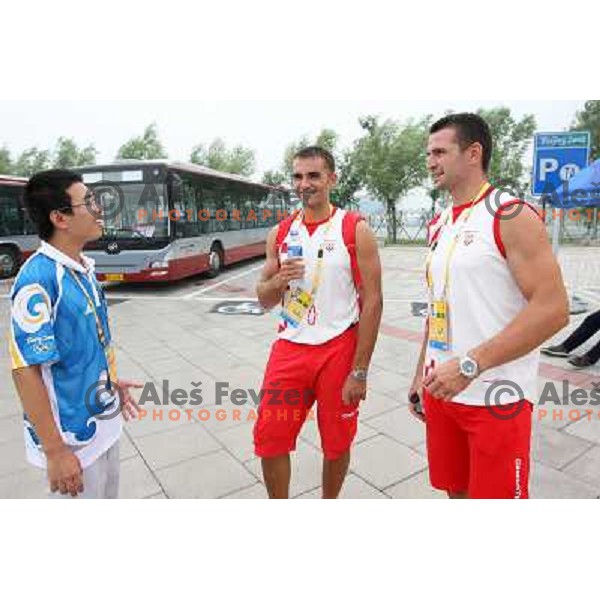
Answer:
[{"xmin": 149, "ymin": 260, "xmax": 169, "ymax": 269}]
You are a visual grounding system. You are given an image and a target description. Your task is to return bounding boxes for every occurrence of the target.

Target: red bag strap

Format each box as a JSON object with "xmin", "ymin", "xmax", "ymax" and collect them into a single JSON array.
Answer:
[{"xmin": 342, "ymin": 210, "xmax": 365, "ymax": 301}]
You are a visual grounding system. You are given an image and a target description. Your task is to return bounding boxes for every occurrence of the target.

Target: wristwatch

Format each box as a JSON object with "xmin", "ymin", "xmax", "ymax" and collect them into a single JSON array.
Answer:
[
  {"xmin": 350, "ymin": 368, "xmax": 368, "ymax": 382},
  {"xmin": 459, "ymin": 356, "xmax": 480, "ymax": 380}
]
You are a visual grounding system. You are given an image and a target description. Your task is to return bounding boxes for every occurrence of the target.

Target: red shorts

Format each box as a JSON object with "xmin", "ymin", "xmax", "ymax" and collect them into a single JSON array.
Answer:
[
  {"xmin": 253, "ymin": 326, "xmax": 359, "ymax": 460},
  {"xmin": 423, "ymin": 391, "xmax": 532, "ymax": 499}
]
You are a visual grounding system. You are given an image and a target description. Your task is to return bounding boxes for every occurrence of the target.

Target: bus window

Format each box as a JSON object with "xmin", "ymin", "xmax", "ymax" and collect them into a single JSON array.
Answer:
[
  {"xmin": 211, "ymin": 186, "xmax": 227, "ymax": 234},
  {"xmin": 226, "ymin": 186, "xmax": 242, "ymax": 231},
  {"xmin": 175, "ymin": 177, "xmax": 201, "ymax": 238},
  {"xmin": 0, "ymin": 187, "xmax": 23, "ymax": 236},
  {"xmin": 240, "ymin": 190, "xmax": 254, "ymax": 230}
]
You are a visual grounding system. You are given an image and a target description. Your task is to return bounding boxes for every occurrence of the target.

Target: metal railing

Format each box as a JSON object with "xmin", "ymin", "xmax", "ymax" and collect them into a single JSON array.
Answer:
[{"xmin": 368, "ymin": 206, "xmax": 600, "ymax": 246}]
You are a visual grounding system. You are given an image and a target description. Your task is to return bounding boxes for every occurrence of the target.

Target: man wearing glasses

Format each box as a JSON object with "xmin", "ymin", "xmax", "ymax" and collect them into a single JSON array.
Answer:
[{"xmin": 9, "ymin": 169, "xmax": 141, "ymax": 498}]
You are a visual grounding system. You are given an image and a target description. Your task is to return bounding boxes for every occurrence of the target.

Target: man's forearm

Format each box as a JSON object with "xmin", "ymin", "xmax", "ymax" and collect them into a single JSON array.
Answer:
[
  {"xmin": 470, "ymin": 297, "xmax": 569, "ymax": 373},
  {"xmin": 256, "ymin": 275, "xmax": 288, "ymax": 309},
  {"xmin": 12, "ymin": 367, "xmax": 64, "ymax": 454},
  {"xmin": 352, "ymin": 296, "xmax": 383, "ymax": 370}
]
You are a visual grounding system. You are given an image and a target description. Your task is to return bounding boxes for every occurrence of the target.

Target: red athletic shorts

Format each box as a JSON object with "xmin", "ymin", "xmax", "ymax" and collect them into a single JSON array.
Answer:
[
  {"xmin": 423, "ymin": 391, "xmax": 532, "ymax": 499},
  {"xmin": 253, "ymin": 325, "xmax": 359, "ymax": 460}
]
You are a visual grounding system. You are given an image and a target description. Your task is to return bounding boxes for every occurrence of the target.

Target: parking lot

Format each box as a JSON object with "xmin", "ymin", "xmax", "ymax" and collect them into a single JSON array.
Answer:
[{"xmin": 2, "ymin": 245, "xmax": 600, "ymax": 498}]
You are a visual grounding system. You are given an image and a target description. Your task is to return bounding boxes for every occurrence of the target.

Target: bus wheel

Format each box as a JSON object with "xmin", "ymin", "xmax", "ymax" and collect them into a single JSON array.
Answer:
[
  {"xmin": 207, "ymin": 245, "xmax": 224, "ymax": 278},
  {"xmin": 0, "ymin": 247, "xmax": 19, "ymax": 279}
]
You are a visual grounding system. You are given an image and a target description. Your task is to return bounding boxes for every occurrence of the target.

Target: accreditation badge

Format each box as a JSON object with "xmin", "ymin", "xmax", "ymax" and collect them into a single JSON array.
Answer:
[
  {"xmin": 280, "ymin": 288, "xmax": 314, "ymax": 329},
  {"xmin": 428, "ymin": 300, "xmax": 450, "ymax": 351}
]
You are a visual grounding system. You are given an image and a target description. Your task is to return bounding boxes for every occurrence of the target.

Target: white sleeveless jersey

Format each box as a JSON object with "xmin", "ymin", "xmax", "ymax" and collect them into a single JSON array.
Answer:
[
  {"xmin": 277, "ymin": 209, "xmax": 360, "ymax": 345},
  {"xmin": 424, "ymin": 191, "xmax": 539, "ymax": 406}
]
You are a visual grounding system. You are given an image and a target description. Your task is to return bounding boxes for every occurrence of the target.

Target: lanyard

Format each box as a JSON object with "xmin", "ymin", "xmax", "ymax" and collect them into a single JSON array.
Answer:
[
  {"xmin": 425, "ymin": 182, "xmax": 491, "ymax": 299},
  {"xmin": 290, "ymin": 205, "xmax": 336, "ymax": 299},
  {"xmin": 68, "ymin": 268, "xmax": 118, "ymax": 391},
  {"xmin": 69, "ymin": 268, "xmax": 109, "ymax": 346}
]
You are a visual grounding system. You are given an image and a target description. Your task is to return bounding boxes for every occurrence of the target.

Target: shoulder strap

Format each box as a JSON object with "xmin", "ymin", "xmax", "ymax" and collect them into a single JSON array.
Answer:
[
  {"xmin": 493, "ymin": 199, "xmax": 542, "ymax": 258},
  {"xmin": 341, "ymin": 210, "xmax": 365, "ymax": 302}
]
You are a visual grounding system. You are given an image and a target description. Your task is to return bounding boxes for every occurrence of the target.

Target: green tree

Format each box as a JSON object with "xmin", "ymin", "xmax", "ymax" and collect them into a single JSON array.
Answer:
[
  {"xmin": 572, "ymin": 100, "xmax": 600, "ymax": 161},
  {"xmin": 262, "ymin": 170, "xmax": 286, "ymax": 186},
  {"xmin": 53, "ymin": 137, "xmax": 98, "ymax": 168},
  {"xmin": 331, "ymin": 147, "xmax": 362, "ymax": 209},
  {"xmin": 227, "ymin": 146, "xmax": 255, "ymax": 177},
  {"xmin": 282, "ymin": 135, "xmax": 311, "ymax": 179},
  {"xmin": 0, "ymin": 146, "xmax": 12, "ymax": 174},
  {"xmin": 191, "ymin": 138, "xmax": 227, "ymax": 171},
  {"xmin": 476, "ymin": 107, "xmax": 536, "ymax": 190},
  {"xmin": 315, "ymin": 128, "xmax": 338, "ymax": 153},
  {"xmin": 353, "ymin": 115, "xmax": 431, "ymax": 243},
  {"xmin": 13, "ymin": 148, "xmax": 52, "ymax": 177},
  {"xmin": 190, "ymin": 138, "xmax": 255, "ymax": 177},
  {"xmin": 117, "ymin": 123, "xmax": 167, "ymax": 160}
]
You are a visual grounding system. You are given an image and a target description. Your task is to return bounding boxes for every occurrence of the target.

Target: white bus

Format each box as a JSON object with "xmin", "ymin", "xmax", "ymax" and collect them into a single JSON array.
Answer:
[
  {"xmin": 0, "ymin": 175, "xmax": 38, "ymax": 279},
  {"xmin": 74, "ymin": 161, "xmax": 291, "ymax": 282}
]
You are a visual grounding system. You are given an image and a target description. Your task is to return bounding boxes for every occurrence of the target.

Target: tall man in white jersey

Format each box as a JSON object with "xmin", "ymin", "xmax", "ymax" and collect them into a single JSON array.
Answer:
[
  {"xmin": 255, "ymin": 146, "xmax": 383, "ymax": 499},
  {"xmin": 409, "ymin": 113, "xmax": 569, "ymax": 499}
]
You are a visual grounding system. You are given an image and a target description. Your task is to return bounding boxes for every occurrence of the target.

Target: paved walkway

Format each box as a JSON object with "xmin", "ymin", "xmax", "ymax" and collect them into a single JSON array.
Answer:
[{"xmin": 2, "ymin": 246, "xmax": 600, "ymax": 498}]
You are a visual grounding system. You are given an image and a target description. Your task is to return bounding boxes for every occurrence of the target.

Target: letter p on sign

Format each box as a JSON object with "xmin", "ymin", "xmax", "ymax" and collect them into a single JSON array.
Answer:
[{"xmin": 540, "ymin": 158, "xmax": 559, "ymax": 181}]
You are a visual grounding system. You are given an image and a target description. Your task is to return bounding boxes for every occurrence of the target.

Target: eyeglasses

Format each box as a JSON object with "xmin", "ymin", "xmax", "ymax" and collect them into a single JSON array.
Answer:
[{"xmin": 57, "ymin": 191, "xmax": 101, "ymax": 213}]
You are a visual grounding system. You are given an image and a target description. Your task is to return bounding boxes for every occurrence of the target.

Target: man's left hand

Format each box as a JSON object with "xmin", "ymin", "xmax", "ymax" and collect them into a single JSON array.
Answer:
[
  {"xmin": 422, "ymin": 358, "xmax": 472, "ymax": 401},
  {"xmin": 342, "ymin": 375, "xmax": 367, "ymax": 406},
  {"xmin": 116, "ymin": 378, "xmax": 144, "ymax": 421}
]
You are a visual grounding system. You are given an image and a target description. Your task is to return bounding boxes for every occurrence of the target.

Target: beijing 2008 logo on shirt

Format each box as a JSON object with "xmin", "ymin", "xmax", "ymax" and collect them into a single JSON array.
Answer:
[{"xmin": 12, "ymin": 284, "xmax": 52, "ymax": 334}]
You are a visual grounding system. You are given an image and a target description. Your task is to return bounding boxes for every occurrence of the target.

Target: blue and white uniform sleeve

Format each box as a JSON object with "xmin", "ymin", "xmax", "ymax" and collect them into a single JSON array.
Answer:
[{"xmin": 9, "ymin": 275, "xmax": 60, "ymax": 369}]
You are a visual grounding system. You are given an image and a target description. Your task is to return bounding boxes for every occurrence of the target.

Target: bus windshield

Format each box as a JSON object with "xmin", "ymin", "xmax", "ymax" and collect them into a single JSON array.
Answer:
[{"xmin": 82, "ymin": 172, "xmax": 170, "ymax": 242}]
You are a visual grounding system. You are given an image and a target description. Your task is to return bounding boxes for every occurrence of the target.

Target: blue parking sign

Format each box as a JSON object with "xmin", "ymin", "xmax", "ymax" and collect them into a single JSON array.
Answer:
[{"xmin": 532, "ymin": 132, "xmax": 591, "ymax": 196}]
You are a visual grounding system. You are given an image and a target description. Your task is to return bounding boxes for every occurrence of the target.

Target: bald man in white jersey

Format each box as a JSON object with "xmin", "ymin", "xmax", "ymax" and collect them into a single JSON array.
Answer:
[{"xmin": 255, "ymin": 146, "xmax": 383, "ymax": 499}]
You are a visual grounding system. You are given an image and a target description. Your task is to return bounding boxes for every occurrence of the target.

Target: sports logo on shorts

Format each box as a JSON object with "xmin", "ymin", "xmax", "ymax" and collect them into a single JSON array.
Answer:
[{"xmin": 12, "ymin": 284, "xmax": 52, "ymax": 334}]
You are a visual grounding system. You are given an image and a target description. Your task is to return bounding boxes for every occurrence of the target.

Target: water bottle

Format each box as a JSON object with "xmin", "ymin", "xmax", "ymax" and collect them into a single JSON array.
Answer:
[{"xmin": 287, "ymin": 229, "xmax": 303, "ymax": 289}]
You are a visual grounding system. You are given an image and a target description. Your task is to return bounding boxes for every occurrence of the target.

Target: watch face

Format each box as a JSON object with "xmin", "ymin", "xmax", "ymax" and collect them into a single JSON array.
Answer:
[{"xmin": 461, "ymin": 359, "xmax": 477, "ymax": 377}]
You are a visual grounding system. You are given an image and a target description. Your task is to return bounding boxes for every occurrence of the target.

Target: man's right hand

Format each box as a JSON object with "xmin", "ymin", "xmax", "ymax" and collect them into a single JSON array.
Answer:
[
  {"xmin": 46, "ymin": 446, "xmax": 83, "ymax": 497},
  {"xmin": 276, "ymin": 258, "xmax": 305, "ymax": 287}
]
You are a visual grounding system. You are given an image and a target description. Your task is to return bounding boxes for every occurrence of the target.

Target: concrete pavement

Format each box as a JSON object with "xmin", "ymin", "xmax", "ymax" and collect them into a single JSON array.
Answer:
[{"xmin": 2, "ymin": 246, "xmax": 600, "ymax": 498}]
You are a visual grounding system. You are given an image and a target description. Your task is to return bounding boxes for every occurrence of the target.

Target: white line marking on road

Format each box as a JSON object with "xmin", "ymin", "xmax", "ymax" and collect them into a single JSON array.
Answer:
[
  {"xmin": 100, "ymin": 295, "xmax": 260, "ymax": 302},
  {"xmin": 0, "ymin": 265, "xmax": 266, "ymax": 301},
  {"xmin": 182, "ymin": 265, "xmax": 263, "ymax": 299}
]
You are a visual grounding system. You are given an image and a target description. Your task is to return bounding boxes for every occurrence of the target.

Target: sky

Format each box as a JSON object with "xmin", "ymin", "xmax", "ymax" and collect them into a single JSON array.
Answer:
[{"xmin": 0, "ymin": 100, "xmax": 585, "ymax": 181}]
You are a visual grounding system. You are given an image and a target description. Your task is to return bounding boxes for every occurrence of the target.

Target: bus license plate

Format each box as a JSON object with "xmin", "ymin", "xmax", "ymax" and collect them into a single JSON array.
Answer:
[{"xmin": 104, "ymin": 274, "xmax": 124, "ymax": 282}]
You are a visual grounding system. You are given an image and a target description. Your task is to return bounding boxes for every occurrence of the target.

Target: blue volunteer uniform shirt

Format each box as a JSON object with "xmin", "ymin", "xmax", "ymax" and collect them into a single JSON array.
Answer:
[{"xmin": 9, "ymin": 241, "xmax": 122, "ymax": 469}]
